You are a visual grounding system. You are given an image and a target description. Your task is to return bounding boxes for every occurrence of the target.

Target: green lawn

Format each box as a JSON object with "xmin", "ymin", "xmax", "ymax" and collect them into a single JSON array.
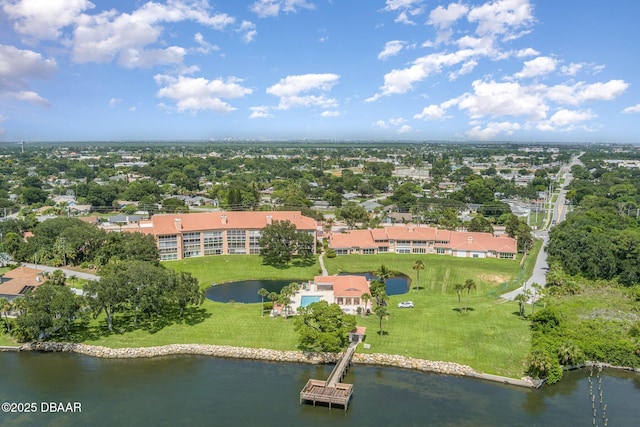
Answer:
[
  {"xmin": 164, "ymin": 255, "xmax": 322, "ymax": 288},
  {"xmin": 69, "ymin": 252, "xmax": 533, "ymax": 378}
]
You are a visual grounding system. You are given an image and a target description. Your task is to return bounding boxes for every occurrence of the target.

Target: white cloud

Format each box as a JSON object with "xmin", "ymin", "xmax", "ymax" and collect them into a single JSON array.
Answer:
[
  {"xmin": 545, "ymin": 80, "xmax": 629, "ymax": 105},
  {"xmin": 515, "ymin": 47, "xmax": 539, "ymax": 57},
  {"xmin": 537, "ymin": 108, "xmax": 595, "ymax": 131},
  {"xmin": 0, "ymin": 44, "xmax": 56, "ymax": 105},
  {"xmin": 414, "ymin": 104, "xmax": 451, "ymax": 120},
  {"xmin": 467, "ymin": 0, "xmax": 534, "ymax": 38},
  {"xmin": 320, "ymin": 110, "xmax": 341, "ymax": 117},
  {"xmin": 398, "ymin": 124, "xmax": 413, "ymax": 133},
  {"xmin": 457, "ymin": 79, "xmax": 548, "ymax": 120},
  {"xmin": 193, "ymin": 33, "xmax": 219, "ymax": 54},
  {"xmin": 449, "ymin": 60, "xmax": 478, "ymax": 80},
  {"xmin": 514, "ymin": 56, "xmax": 557, "ymax": 79},
  {"xmin": 154, "ymin": 74, "xmax": 252, "ymax": 113},
  {"xmin": 623, "ymin": 104, "xmax": 640, "ymax": 114},
  {"xmin": 72, "ymin": 1, "xmax": 235, "ymax": 67},
  {"xmin": 3, "ymin": 0, "xmax": 94, "ymax": 41},
  {"xmin": 466, "ymin": 121, "xmax": 521, "ymax": 140},
  {"xmin": 428, "ymin": 3, "xmax": 469, "ymax": 29},
  {"xmin": 249, "ymin": 106, "xmax": 273, "ymax": 119},
  {"xmin": 378, "ymin": 40, "xmax": 405, "ymax": 60},
  {"xmin": 266, "ymin": 73, "xmax": 340, "ymax": 110},
  {"xmin": 384, "ymin": 0, "xmax": 425, "ymax": 25},
  {"xmin": 238, "ymin": 21, "xmax": 257, "ymax": 43},
  {"xmin": 374, "ymin": 120, "xmax": 390, "ymax": 129},
  {"xmin": 250, "ymin": 0, "xmax": 315, "ymax": 18},
  {"xmin": 109, "ymin": 97, "xmax": 122, "ymax": 107}
]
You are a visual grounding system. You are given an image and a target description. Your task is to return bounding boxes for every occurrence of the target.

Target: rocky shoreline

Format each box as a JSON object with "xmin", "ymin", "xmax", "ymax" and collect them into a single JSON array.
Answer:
[{"xmin": 15, "ymin": 341, "xmax": 538, "ymax": 388}]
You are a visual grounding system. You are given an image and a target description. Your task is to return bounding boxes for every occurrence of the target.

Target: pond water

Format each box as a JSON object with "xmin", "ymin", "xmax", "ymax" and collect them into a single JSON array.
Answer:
[
  {"xmin": 205, "ymin": 279, "xmax": 305, "ymax": 303},
  {"xmin": 206, "ymin": 273, "xmax": 410, "ymax": 303},
  {"xmin": 1, "ymin": 351, "xmax": 639, "ymax": 427},
  {"xmin": 338, "ymin": 272, "xmax": 410, "ymax": 296}
]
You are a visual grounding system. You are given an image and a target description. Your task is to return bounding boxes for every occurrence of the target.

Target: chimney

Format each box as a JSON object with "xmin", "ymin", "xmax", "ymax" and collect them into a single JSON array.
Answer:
[
  {"xmin": 408, "ymin": 227, "xmax": 414, "ymax": 232},
  {"xmin": 174, "ymin": 218, "xmax": 182, "ymax": 230},
  {"xmin": 221, "ymin": 214, "xmax": 227, "ymax": 224},
  {"xmin": 467, "ymin": 235, "xmax": 473, "ymax": 243},
  {"xmin": 266, "ymin": 215, "xmax": 272, "ymax": 225}
]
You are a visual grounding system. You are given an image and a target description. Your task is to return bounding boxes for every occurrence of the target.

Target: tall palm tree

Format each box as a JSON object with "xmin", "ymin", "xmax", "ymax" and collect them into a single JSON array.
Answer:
[
  {"xmin": 514, "ymin": 293, "xmax": 527, "ymax": 318},
  {"xmin": 464, "ymin": 278, "xmax": 476, "ymax": 313},
  {"xmin": 530, "ymin": 282, "xmax": 544, "ymax": 315},
  {"xmin": 257, "ymin": 288, "xmax": 269, "ymax": 317},
  {"xmin": 360, "ymin": 292, "xmax": 371, "ymax": 316},
  {"xmin": 0, "ymin": 297, "xmax": 12, "ymax": 333},
  {"xmin": 375, "ymin": 264, "xmax": 393, "ymax": 282},
  {"xmin": 267, "ymin": 292, "xmax": 278, "ymax": 316},
  {"xmin": 412, "ymin": 259, "xmax": 425, "ymax": 290},
  {"xmin": 454, "ymin": 284, "xmax": 464, "ymax": 313},
  {"xmin": 374, "ymin": 305, "xmax": 389, "ymax": 336}
]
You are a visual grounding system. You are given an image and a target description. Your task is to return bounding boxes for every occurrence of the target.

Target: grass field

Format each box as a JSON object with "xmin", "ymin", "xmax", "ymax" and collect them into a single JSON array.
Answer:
[{"xmin": 62, "ymin": 251, "xmax": 532, "ymax": 377}]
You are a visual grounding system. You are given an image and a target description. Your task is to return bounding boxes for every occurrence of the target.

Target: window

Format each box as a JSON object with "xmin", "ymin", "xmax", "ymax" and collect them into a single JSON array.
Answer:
[
  {"xmin": 362, "ymin": 248, "xmax": 376, "ymax": 254},
  {"xmin": 249, "ymin": 230, "xmax": 261, "ymax": 254},
  {"xmin": 412, "ymin": 247, "xmax": 426, "ymax": 254},
  {"xmin": 158, "ymin": 235, "xmax": 178, "ymax": 260},
  {"xmin": 227, "ymin": 230, "xmax": 247, "ymax": 254},
  {"xmin": 182, "ymin": 232, "xmax": 201, "ymax": 258},
  {"xmin": 204, "ymin": 231, "xmax": 223, "ymax": 255},
  {"xmin": 336, "ymin": 249, "xmax": 349, "ymax": 255},
  {"xmin": 397, "ymin": 248, "xmax": 410, "ymax": 254},
  {"xmin": 499, "ymin": 252, "xmax": 513, "ymax": 259},
  {"xmin": 378, "ymin": 246, "xmax": 388, "ymax": 253},
  {"xmin": 436, "ymin": 248, "xmax": 446, "ymax": 254}
]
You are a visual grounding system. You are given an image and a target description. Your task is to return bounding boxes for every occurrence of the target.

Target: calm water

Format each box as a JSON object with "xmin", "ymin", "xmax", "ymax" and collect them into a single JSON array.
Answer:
[
  {"xmin": 205, "ymin": 279, "xmax": 304, "ymax": 303},
  {"xmin": 205, "ymin": 274, "xmax": 410, "ymax": 304},
  {"xmin": 338, "ymin": 272, "xmax": 411, "ymax": 296},
  {"xmin": 1, "ymin": 352, "xmax": 639, "ymax": 426}
]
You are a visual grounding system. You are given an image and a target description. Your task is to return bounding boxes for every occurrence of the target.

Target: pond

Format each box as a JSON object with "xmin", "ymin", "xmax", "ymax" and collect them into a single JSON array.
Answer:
[
  {"xmin": 338, "ymin": 272, "xmax": 410, "ymax": 296},
  {"xmin": 205, "ymin": 279, "xmax": 305, "ymax": 303},
  {"xmin": 206, "ymin": 273, "xmax": 411, "ymax": 303}
]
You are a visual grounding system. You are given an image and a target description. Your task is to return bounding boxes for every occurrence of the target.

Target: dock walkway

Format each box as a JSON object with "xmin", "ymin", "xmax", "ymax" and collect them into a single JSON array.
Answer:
[{"xmin": 300, "ymin": 341, "xmax": 358, "ymax": 410}]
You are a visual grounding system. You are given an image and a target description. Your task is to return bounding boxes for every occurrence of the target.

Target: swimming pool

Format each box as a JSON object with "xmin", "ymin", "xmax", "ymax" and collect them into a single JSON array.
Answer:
[{"xmin": 300, "ymin": 295, "xmax": 322, "ymax": 307}]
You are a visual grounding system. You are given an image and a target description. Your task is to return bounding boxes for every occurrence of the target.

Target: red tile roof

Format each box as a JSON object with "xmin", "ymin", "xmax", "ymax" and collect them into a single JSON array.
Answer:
[
  {"xmin": 0, "ymin": 266, "xmax": 45, "ymax": 297},
  {"xmin": 148, "ymin": 211, "xmax": 316, "ymax": 235},
  {"xmin": 314, "ymin": 275, "xmax": 370, "ymax": 298}
]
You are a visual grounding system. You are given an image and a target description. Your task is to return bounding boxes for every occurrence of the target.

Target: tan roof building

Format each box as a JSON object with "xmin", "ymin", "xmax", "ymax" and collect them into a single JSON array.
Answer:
[
  {"xmin": 0, "ymin": 266, "xmax": 46, "ymax": 301},
  {"xmin": 329, "ymin": 224, "xmax": 517, "ymax": 259},
  {"xmin": 103, "ymin": 211, "xmax": 318, "ymax": 261}
]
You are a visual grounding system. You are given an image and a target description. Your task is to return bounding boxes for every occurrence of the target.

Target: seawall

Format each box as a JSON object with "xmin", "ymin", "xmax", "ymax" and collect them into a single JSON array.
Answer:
[{"xmin": 18, "ymin": 342, "xmax": 538, "ymax": 388}]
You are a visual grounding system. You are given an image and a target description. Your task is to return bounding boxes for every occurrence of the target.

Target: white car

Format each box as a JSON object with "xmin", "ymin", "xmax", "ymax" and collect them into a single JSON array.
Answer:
[{"xmin": 397, "ymin": 301, "xmax": 414, "ymax": 308}]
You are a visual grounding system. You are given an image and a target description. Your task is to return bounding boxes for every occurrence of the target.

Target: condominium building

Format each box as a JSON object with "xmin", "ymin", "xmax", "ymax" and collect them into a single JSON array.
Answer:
[
  {"xmin": 329, "ymin": 225, "xmax": 517, "ymax": 259},
  {"xmin": 120, "ymin": 211, "xmax": 317, "ymax": 261}
]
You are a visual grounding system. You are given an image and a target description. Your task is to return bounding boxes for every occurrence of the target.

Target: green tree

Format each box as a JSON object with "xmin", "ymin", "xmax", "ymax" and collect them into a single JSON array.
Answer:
[
  {"xmin": 85, "ymin": 272, "xmax": 130, "ymax": 332},
  {"xmin": 258, "ymin": 288, "xmax": 269, "ymax": 317},
  {"xmin": 294, "ymin": 300, "xmax": 356, "ymax": 352},
  {"xmin": 361, "ymin": 292, "xmax": 371, "ymax": 316},
  {"xmin": 454, "ymin": 283, "xmax": 464, "ymax": 313},
  {"xmin": 259, "ymin": 220, "xmax": 301, "ymax": 266},
  {"xmin": 14, "ymin": 284, "xmax": 82, "ymax": 341},
  {"xmin": 412, "ymin": 259, "xmax": 425, "ymax": 290},
  {"xmin": 43, "ymin": 269, "xmax": 66, "ymax": 287},
  {"xmin": 557, "ymin": 342, "xmax": 585, "ymax": 366},
  {"xmin": 464, "ymin": 278, "xmax": 476, "ymax": 313},
  {"xmin": 337, "ymin": 202, "xmax": 369, "ymax": 229},
  {"xmin": 514, "ymin": 292, "xmax": 527, "ymax": 318},
  {"xmin": 0, "ymin": 297, "xmax": 12, "ymax": 333},
  {"xmin": 466, "ymin": 215, "xmax": 494, "ymax": 233},
  {"xmin": 374, "ymin": 304, "xmax": 389, "ymax": 336},
  {"xmin": 168, "ymin": 270, "xmax": 205, "ymax": 317}
]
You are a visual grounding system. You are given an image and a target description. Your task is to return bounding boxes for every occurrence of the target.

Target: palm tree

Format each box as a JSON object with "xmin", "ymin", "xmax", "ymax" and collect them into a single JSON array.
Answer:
[
  {"xmin": 0, "ymin": 297, "xmax": 12, "ymax": 333},
  {"xmin": 361, "ymin": 292, "xmax": 371, "ymax": 316},
  {"xmin": 267, "ymin": 292, "xmax": 278, "ymax": 316},
  {"xmin": 257, "ymin": 288, "xmax": 269, "ymax": 317},
  {"xmin": 375, "ymin": 264, "xmax": 393, "ymax": 282},
  {"xmin": 412, "ymin": 259, "xmax": 425, "ymax": 290},
  {"xmin": 464, "ymin": 279, "xmax": 476, "ymax": 313},
  {"xmin": 454, "ymin": 284, "xmax": 464, "ymax": 313},
  {"xmin": 514, "ymin": 293, "xmax": 527, "ymax": 317},
  {"xmin": 531, "ymin": 282, "xmax": 544, "ymax": 315},
  {"xmin": 374, "ymin": 305, "xmax": 389, "ymax": 336},
  {"xmin": 557, "ymin": 341, "xmax": 584, "ymax": 366}
]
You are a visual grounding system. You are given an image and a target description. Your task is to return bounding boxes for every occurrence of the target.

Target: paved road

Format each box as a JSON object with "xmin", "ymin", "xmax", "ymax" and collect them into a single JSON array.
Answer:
[
  {"xmin": 501, "ymin": 153, "xmax": 582, "ymax": 302},
  {"xmin": 20, "ymin": 262, "xmax": 100, "ymax": 281}
]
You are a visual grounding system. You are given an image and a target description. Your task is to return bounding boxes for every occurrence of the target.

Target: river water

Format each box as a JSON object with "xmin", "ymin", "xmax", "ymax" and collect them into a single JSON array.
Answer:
[{"xmin": 0, "ymin": 352, "xmax": 638, "ymax": 426}]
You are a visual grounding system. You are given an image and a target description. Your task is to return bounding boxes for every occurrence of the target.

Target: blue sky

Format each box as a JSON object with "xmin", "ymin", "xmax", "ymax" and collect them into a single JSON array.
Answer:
[{"xmin": 1, "ymin": 0, "xmax": 639, "ymax": 143}]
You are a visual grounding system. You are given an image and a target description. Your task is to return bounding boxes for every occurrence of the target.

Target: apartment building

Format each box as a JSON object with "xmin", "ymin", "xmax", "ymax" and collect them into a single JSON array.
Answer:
[{"xmin": 329, "ymin": 224, "xmax": 517, "ymax": 259}]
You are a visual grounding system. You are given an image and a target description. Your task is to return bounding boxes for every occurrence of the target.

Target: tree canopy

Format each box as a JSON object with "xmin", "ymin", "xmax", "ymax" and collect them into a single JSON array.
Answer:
[{"xmin": 294, "ymin": 300, "xmax": 356, "ymax": 352}]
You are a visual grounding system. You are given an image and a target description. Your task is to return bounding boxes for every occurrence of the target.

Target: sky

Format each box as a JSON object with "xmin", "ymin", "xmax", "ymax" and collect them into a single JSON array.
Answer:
[{"xmin": 1, "ymin": 0, "xmax": 640, "ymax": 143}]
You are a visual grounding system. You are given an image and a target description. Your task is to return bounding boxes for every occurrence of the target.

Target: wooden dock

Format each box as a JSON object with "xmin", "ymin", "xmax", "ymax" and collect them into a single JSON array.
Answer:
[{"xmin": 300, "ymin": 341, "xmax": 358, "ymax": 410}]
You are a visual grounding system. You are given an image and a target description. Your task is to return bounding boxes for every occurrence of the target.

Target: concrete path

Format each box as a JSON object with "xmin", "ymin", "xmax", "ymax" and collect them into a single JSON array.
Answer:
[{"xmin": 318, "ymin": 253, "xmax": 329, "ymax": 276}]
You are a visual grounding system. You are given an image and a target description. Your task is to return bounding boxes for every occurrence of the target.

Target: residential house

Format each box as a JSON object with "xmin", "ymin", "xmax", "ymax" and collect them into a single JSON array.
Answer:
[
  {"xmin": 0, "ymin": 266, "xmax": 46, "ymax": 301},
  {"xmin": 290, "ymin": 275, "xmax": 371, "ymax": 315}
]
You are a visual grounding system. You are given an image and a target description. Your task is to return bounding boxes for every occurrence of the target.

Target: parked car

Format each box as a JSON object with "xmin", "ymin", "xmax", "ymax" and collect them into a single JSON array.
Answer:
[{"xmin": 397, "ymin": 301, "xmax": 414, "ymax": 308}]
